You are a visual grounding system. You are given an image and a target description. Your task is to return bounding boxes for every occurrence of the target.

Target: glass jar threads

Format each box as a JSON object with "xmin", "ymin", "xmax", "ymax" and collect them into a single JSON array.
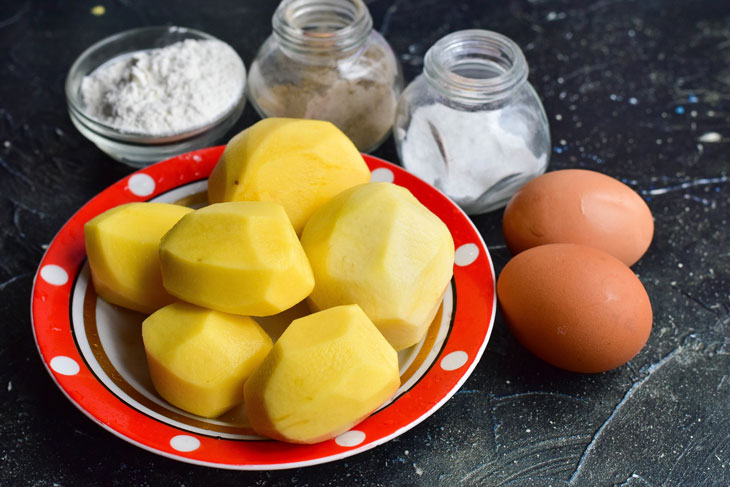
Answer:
[
  {"xmin": 247, "ymin": 0, "xmax": 403, "ymax": 152},
  {"xmin": 394, "ymin": 30, "xmax": 551, "ymax": 215}
]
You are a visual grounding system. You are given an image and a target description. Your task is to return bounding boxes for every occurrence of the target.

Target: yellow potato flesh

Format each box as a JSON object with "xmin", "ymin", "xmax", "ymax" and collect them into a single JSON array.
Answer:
[
  {"xmin": 244, "ymin": 304, "xmax": 399, "ymax": 443},
  {"xmin": 142, "ymin": 302, "xmax": 272, "ymax": 418},
  {"xmin": 159, "ymin": 201, "xmax": 314, "ymax": 316},
  {"xmin": 207, "ymin": 118, "xmax": 370, "ymax": 233},
  {"xmin": 84, "ymin": 202, "xmax": 193, "ymax": 314},
  {"xmin": 300, "ymin": 183, "xmax": 455, "ymax": 351}
]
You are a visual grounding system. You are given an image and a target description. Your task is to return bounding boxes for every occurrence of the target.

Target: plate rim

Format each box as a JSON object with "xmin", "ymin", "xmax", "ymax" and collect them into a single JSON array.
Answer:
[{"xmin": 30, "ymin": 147, "xmax": 496, "ymax": 470}]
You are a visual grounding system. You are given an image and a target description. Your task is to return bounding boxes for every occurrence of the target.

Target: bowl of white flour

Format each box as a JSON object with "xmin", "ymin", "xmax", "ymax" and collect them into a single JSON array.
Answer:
[{"xmin": 66, "ymin": 26, "xmax": 246, "ymax": 167}]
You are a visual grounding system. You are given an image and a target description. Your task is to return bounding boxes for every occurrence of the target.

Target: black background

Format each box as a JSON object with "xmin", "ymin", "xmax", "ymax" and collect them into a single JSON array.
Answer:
[{"xmin": 1, "ymin": 0, "xmax": 729, "ymax": 485}]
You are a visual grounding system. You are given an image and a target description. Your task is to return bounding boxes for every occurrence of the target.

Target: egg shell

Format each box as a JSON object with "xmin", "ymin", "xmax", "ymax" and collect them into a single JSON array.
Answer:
[
  {"xmin": 502, "ymin": 169, "xmax": 654, "ymax": 266},
  {"xmin": 497, "ymin": 243, "xmax": 652, "ymax": 373}
]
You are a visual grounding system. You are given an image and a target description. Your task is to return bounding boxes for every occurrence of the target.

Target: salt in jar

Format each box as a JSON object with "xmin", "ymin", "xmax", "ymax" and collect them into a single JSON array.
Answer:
[{"xmin": 394, "ymin": 30, "xmax": 550, "ymax": 214}]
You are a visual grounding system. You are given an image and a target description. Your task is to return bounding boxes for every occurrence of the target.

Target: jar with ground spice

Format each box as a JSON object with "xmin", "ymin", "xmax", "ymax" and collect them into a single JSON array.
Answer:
[{"xmin": 247, "ymin": 0, "xmax": 403, "ymax": 152}]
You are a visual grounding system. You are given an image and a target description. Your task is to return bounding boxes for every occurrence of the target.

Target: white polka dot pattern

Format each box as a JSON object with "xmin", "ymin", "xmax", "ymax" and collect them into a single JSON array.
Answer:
[
  {"xmin": 454, "ymin": 243, "xmax": 480, "ymax": 267},
  {"xmin": 169, "ymin": 435, "xmax": 201, "ymax": 452},
  {"xmin": 335, "ymin": 430, "xmax": 366, "ymax": 447},
  {"xmin": 50, "ymin": 356, "xmax": 80, "ymax": 376},
  {"xmin": 370, "ymin": 168, "xmax": 395, "ymax": 183},
  {"xmin": 128, "ymin": 173, "xmax": 156, "ymax": 196},
  {"xmin": 440, "ymin": 351, "xmax": 469, "ymax": 371},
  {"xmin": 40, "ymin": 265, "xmax": 69, "ymax": 286}
]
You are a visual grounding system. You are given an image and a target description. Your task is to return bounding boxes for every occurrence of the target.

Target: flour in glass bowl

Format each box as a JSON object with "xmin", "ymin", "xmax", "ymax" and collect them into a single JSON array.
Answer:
[{"xmin": 80, "ymin": 39, "xmax": 245, "ymax": 136}]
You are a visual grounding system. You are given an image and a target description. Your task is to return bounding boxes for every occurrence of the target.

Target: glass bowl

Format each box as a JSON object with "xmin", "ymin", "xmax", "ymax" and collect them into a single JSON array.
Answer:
[{"xmin": 65, "ymin": 26, "xmax": 246, "ymax": 167}]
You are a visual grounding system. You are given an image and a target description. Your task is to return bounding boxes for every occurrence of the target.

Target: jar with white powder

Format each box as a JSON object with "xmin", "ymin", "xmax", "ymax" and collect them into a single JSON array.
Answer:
[
  {"xmin": 394, "ymin": 30, "xmax": 550, "ymax": 214},
  {"xmin": 247, "ymin": 0, "xmax": 403, "ymax": 152}
]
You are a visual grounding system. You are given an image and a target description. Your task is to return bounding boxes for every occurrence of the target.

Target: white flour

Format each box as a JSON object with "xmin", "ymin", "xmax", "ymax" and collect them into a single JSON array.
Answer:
[
  {"xmin": 399, "ymin": 103, "xmax": 548, "ymax": 214},
  {"xmin": 81, "ymin": 39, "xmax": 245, "ymax": 136}
]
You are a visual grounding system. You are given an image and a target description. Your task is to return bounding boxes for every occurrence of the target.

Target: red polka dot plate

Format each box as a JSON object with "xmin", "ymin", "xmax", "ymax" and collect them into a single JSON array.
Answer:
[{"xmin": 30, "ymin": 147, "xmax": 496, "ymax": 469}]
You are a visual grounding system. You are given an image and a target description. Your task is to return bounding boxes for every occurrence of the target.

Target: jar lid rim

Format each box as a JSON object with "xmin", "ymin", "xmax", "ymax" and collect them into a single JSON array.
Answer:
[
  {"xmin": 424, "ymin": 29, "xmax": 529, "ymax": 103},
  {"xmin": 273, "ymin": 0, "xmax": 373, "ymax": 52}
]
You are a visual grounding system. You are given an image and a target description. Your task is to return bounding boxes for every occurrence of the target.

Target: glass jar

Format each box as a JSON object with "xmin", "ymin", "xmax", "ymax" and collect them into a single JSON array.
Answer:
[
  {"xmin": 247, "ymin": 0, "xmax": 403, "ymax": 152},
  {"xmin": 394, "ymin": 30, "xmax": 550, "ymax": 215}
]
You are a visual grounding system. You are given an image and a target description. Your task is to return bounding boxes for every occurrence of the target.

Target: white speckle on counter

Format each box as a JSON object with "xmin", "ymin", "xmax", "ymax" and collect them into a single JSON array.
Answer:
[{"xmin": 698, "ymin": 132, "xmax": 722, "ymax": 143}]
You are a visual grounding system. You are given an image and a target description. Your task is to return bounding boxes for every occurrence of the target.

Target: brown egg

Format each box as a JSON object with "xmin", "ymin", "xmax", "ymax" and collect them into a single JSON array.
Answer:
[
  {"xmin": 497, "ymin": 243, "xmax": 652, "ymax": 373},
  {"xmin": 502, "ymin": 169, "xmax": 654, "ymax": 266}
]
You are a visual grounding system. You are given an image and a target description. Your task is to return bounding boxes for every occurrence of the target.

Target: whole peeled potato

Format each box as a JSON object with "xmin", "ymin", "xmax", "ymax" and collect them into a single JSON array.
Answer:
[
  {"xmin": 502, "ymin": 169, "xmax": 654, "ymax": 266},
  {"xmin": 84, "ymin": 202, "xmax": 192, "ymax": 313},
  {"xmin": 300, "ymin": 182, "xmax": 455, "ymax": 351},
  {"xmin": 207, "ymin": 118, "xmax": 370, "ymax": 234},
  {"xmin": 244, "ymin": 304, "xmax": 400, "ymax": 444},
  {"xmin": 159, "ymin": 201, "xmax": 314, "ymax": 316},
  {"xmin": 143, "ymin": 302, "xmax": 272, "ymax": 418}
]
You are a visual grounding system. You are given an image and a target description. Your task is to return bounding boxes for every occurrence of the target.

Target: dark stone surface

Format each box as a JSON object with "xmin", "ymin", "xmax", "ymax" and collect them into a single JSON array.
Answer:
[{"xmin": 1, "ymin": 0, "xmax": 729, "ymax": 485}]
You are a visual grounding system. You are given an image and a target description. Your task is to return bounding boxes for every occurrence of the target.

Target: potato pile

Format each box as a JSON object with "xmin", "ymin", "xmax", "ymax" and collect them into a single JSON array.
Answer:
[{"xmin": 84, "ymin": 118, "xmax": 455, "ymax": 444}]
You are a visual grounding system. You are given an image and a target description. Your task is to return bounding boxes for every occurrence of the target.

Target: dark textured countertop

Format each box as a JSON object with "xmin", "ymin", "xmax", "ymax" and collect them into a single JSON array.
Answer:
[{"xmin": 2, "ymin": 0, "xmax": 729, "ymax": 485}]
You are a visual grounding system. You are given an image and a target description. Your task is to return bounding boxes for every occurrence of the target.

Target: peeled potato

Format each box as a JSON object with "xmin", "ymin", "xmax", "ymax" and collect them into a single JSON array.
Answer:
[
  {"xmin": 244, "ymin": 304, "xmax": 400, "ymax": 443},
  {"xmin": 207, "ymin": 117, "xmax": 370, "ymax": 233},
  {"xmin": 300, "ymin": 182, "xmax": 455, "ymax": 351},
  {"xmin": 143, "ymin": 302, "xmax": 272, "ymax": 417},
  {"xmin": 84, "ymin": 202, "xmax": 193, "ymax": 314},
  {"xmin": 159, "ymin": 201, "xmax": 314, "ymax": 316}
]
